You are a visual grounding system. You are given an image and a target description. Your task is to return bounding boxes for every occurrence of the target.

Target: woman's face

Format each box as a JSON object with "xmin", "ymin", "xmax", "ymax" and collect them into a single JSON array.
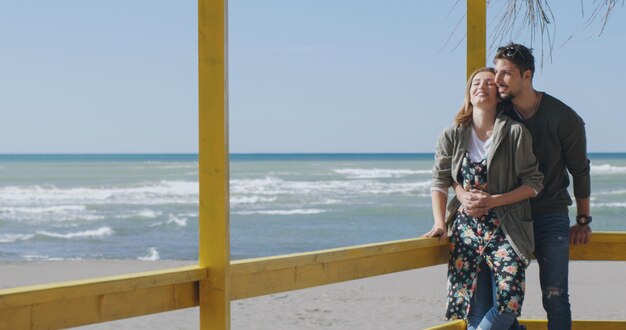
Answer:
[{"xmin": 469, "ymin": 71, "xmax": 498, "ymax": 107}]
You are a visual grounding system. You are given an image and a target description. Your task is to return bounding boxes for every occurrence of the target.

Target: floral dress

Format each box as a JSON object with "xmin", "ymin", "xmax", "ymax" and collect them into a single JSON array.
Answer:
[{"xmin": 445, "ymin": 153, "xmax": 527, "ymax": 320}]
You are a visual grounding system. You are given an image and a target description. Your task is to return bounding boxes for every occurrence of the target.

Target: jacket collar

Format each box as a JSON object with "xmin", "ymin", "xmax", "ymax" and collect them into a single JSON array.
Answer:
[
  {"xmin": 491, "ymin": 113, "xmax": 511, "ymax": 151},
  {"xmin": 455, "ymin": 112, "xmax": 512, "ymax": 170}
]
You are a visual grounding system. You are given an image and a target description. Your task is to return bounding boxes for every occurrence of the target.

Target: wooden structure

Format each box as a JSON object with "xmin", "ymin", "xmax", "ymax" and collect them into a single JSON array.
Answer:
[
  {"xmin": 1, "ymin": 234, "xmax": 625, "ymax": 329},
  {"xmin": 1, "ymin": 0, "xmax": 625, "ymax": 329}
]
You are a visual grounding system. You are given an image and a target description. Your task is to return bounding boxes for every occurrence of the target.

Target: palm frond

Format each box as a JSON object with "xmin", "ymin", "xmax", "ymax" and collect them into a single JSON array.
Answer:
[{"xmin": 490, "ymin": 0, "xmax": 624, "ymax": 67}]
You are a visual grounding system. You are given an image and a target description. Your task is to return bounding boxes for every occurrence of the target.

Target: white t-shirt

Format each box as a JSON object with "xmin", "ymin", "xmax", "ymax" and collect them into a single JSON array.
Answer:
[
  {"xmin": 467, "ymin": 127, "xmax": 493, "ymax": 163},
  {"xmin": 430, "ymin": 127, "xmax": 537, "ymax": 197},
  {"xmin": 430, "ymin": 127, "xmax": 492, "ymax": 196}
]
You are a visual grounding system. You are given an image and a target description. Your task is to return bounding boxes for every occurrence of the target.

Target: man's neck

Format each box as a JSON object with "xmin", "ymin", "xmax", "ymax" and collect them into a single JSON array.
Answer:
[{"xmin": 512, "ymin": 89, "xmax": 539, "ymax": 119}]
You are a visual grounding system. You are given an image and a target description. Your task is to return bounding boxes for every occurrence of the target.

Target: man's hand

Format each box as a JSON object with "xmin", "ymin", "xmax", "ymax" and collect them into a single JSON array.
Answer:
[
  {"xmin": 456, "ymin": 188, "xmax": 490, "ymax": 217},
  {"xmin": 569, "ymin": 224, "xmax": 592, "ymax": 245}
]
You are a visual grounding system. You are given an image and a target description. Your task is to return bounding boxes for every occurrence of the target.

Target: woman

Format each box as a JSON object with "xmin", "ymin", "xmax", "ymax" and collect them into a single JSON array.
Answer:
[{"xmin": 424, "ymin": 67, "xmax": 543, "ymax": 330}]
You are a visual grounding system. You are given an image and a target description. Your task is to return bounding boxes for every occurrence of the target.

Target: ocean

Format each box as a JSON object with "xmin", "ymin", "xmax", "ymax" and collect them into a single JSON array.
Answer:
[{"xmin": 0, "ymin": 153, "xmax": 625, "ymax": 262}]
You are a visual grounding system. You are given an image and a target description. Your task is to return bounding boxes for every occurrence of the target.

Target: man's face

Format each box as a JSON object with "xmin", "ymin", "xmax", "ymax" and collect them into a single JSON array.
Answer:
[{"xmin": 494, "ymin": 58, "xmax": 525, "ymax": 101}]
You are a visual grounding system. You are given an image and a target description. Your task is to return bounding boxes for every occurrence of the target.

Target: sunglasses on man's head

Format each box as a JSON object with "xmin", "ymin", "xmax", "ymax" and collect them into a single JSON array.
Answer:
[{"xmin": 497, "ymin": 46, "xmax": 527, "ymax": 62}]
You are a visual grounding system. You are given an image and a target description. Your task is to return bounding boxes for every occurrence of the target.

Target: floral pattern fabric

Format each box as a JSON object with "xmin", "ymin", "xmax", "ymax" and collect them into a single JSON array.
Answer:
[{"xmin": 445, "ymin": 153, "xmax": 527, "ymax": 320}]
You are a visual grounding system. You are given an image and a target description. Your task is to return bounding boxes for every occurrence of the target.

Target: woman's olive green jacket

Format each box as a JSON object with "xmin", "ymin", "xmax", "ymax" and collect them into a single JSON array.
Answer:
[{"xmin": 431, "ymin": 113, "xmax": 544, "ymax": 262}]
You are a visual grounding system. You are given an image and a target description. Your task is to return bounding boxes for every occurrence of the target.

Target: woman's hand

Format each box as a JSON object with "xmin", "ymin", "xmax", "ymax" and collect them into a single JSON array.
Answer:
[
  {"xmin": 423, "ymin": 224, "xmax": 447, "ymax": 242},
  {"xmin": 457, "ymin": 188, "xmax": 491, "ymax": 217}
]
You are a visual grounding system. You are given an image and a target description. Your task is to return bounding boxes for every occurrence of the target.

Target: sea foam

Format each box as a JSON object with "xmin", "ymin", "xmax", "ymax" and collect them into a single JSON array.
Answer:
[
  {"xmin": 231, "ymin": 196, "xmax": 277, "ymax": 206},
  {"xmin": 591, "ymin": 202, "xmax": 626, "ymax": 208},
  {"xmin": 167, "ymin": 215, "xmax": 188, "ymax": 226},
  {"xmin": 230, "ymin": 176, "xmax": 431, "ymax": 196},
  {"xmin": 591, "ymin": 164, "xmax": 626, "ymax": 175},
  {"xmin": 36, "ymin": 227, "xmax": 114, "ymax": 239},
  {"xmin": 138, "ymin": 247, "xmax": 160, "ymax": 261},
  {"xmin": 0, "ymin": 205, "xmax": 104, "ymax": 223},
  {"xmin": 234, "ymin": 209, "xmax": 327, "ymax": 215},
  {"xmin": 333, "ymin": 168, "xmax": 431, "ymax": 179},
  {"xmin": 595, "ymin": 189, "xmax": 626, "ymax": 196},
  {"xmin": 0, "ymin": 181, "xmax": 199, "ymax": 205},
  {"xmin": 0, "ymin": 233, "xmax": 35, "ymax": 243},
  {"xmin": 0, "ymin": 205, "xmax": 86, "ymax": 214}
]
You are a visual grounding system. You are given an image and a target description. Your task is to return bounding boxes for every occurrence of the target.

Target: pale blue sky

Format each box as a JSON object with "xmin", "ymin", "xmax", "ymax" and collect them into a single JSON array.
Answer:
[{"xmin": 1, "ymin": 1, "xmax": 624, "ymax": 153}]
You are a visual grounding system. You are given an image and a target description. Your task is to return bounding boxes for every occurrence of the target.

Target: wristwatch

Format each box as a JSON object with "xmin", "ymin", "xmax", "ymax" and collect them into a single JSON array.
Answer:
[{"xmin": 576, "ymin": 215, "xmax": 593, "ymax": 226}]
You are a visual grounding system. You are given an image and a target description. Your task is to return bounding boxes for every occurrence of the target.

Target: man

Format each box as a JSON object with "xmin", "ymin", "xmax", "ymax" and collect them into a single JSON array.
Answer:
[{"xmin": 457, "ymin": 43, "xmax": 592, "ymax": 330}]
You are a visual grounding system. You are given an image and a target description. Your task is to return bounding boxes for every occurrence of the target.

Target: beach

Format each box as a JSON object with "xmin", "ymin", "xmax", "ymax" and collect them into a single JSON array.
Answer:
[
  {"xmin": 2, "ymin": 154, "xmax": 626, "ymax": 328},
  {"xmin": 2, "ymin": 260, "xmax": 625, "ymax": 329}
]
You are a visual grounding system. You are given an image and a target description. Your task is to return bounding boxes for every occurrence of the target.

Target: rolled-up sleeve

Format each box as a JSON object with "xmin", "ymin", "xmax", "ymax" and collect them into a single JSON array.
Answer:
[
  {"xmin": 431, "ymin": 128, "xmax": 454, "ymax": 192},
  {"xmin": 514, "ymin": 125, "xmax": 544, "ymax": 194}
]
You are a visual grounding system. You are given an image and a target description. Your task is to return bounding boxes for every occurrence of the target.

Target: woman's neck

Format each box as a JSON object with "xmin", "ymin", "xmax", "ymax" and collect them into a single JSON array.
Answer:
[{"xmin": 472, "ymin": 106, "xmax": 496, "ymax": 142}]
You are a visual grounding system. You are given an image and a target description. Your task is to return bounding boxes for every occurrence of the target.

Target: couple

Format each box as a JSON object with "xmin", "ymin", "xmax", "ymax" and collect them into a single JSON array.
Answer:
[{"xmin": 424, "ymin": 43, "xmax": 592, "ymax": 330}]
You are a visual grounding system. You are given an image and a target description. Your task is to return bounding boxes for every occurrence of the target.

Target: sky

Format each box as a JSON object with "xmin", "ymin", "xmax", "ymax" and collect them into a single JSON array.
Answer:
[{"xmin": 1, "ymin": 1, "xmax": 625, "ymax": 153}]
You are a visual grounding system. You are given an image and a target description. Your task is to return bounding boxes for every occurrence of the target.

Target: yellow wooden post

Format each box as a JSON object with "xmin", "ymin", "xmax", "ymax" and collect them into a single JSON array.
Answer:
[
  {"xmin": 467, "ymin": 0, "xmax": 486, "ymax": 78},
  {"xmin": 198, "ymin": 0, "xmax": 229, "ymax": 329}
]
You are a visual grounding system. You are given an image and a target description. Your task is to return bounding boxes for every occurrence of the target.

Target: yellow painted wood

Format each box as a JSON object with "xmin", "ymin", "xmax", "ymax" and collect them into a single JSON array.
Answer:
[
  {"xmin": 0, "ymin": 306, "xmax": 30, "ymax": 330},
  {"xmin": 427, "ymin": 319, "xmax": 626, "ymax": 330},
  {"xmin": 230, "ymin": 237, "xmax": 449, "ymax": 300},
  {"xmin": 424, "ymin": 320, "xmax": 466, "ymax": 330},
  {"xmin": 466, "ymin": 0, "xmax": 486, "ymax": 78},
  {"xmin": 0, "ymin": 232, "xmax": 623, "ymax": 328},
  {"xmin": 0, "ymin": 265, "xmax": 205, "ymax": 309},
  {"xmin": 198, "ymin": 0, "xmax": 229, "ymax": 329},
  {"xmin": 22, "ymin": 283, "xmax": 196, "ymax": 330},
  {"xmin": 229, "ymin": 232, "xmax": 626, "ymax": 300},
  {"xmin": 520, "ymin": 319, "xmax": 626, "ymax": 330},
  {"xmin": 232, "ymin": 236, "xmax": 447, "ymax": 273},
  {"xmin": 0, "ymin": 267, "xmax": 204, "ymax": 329},
  {"xmin": 570, "ymin": 231, "xmax": 626, "ymax": 261}
]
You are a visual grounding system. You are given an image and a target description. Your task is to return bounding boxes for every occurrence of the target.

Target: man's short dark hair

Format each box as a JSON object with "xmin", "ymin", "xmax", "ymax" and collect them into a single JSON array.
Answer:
[{"xmin": 494, "ymin": 43, "xmax": 535, "ymax": 77}]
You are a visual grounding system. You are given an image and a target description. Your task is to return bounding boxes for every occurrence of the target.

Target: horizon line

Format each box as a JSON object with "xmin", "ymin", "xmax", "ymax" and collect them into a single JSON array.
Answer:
[{"xmin": 1, "ymin": 152, "xmax": 625, "ymax": 156}]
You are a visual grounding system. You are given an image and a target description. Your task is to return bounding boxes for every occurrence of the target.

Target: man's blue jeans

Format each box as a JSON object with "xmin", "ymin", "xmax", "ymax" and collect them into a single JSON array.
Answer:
[{"xmin": 533, "ymin": 212, "xmax": 572, "ymax": 330}]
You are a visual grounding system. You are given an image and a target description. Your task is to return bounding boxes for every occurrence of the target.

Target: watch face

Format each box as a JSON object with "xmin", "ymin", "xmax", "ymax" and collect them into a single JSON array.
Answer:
[{"xmin": 577, "ymin": 216, "xmax": 591, "ymax": 225}]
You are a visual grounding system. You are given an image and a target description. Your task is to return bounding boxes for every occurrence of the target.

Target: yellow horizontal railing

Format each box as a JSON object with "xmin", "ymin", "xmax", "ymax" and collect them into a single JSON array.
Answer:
[
  {"xmin": 521, "ymin": 320, "xmax": 626, "ymax": 330},
  {"xmin": 230, "ymin": 237, "xmax": 448, "ymax": 300},
  {"xmin": 0, "ymin": 232, "xmax": 624, "ymax": 329},
  {"xmin": 569, "ymin": 231, "xmax": 626, "ymax": 260},
  {"xmin": 425, "ymin": 320, "xmax": 466, "ymax": 329},
  {"xmin": 229, "ymin": 231, "xmax": 626, "ymax": 300},
  {"xmin": 0, "ymin": 266, "xmax": 206, "ymax": 330},
  {"xmin": 425, "ymin": 319, "xmax": 626, "ymax": 330}
]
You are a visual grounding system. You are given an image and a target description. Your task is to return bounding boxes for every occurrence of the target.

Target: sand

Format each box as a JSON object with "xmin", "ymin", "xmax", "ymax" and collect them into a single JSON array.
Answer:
[{"xmin": 1, "ymin": 260, "xmax": 625, "ymax": 329}]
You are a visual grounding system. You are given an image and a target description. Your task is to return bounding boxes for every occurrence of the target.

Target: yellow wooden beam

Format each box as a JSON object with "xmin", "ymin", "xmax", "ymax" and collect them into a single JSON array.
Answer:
[
  {"xmin": 424, "ymin": 320, "xmax": 466, "ymax": 330},
  {"xmin": 570, "ymin": 231, "xmax": 626, "ymax": 260},
  {"xmin": 426, "ymin": 319, "xmax": 626, "ymax": 330},
  {"xmin": 0, "ymin": 233, "xmax": 623, "ymax": 328},
  {"xmin": 230, "ymin": 237, "xmax": 449, "ymax": 300},
  {"xmin": 198, "ymin": 0, "xmax": 230, "ymax": 329},
  {"xmin": 0, "ymin": 266, "xmax": 206, "ymax": 329},
  {"xmin": 467, "ymin": 0, "xmax": 486, "ymax": 78},
  {"xmin": 229, "ymin": 232, "xmax": 626, "ymax": 300},
  {"xmin": 520, "ymin": 319, "xmax": 626, "ymax": 330}
]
